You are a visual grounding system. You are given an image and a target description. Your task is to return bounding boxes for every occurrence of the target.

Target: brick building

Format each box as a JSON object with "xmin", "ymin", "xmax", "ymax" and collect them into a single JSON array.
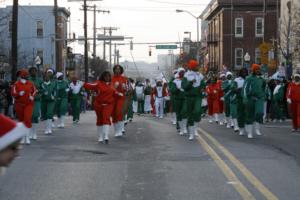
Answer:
[
  {"xmin": 200, "ymin": 0, "xmax": 280, "ymax": 72},
  {"xmin": 0, "ymin": 6, "xmax": 70, "ymax": 79}
]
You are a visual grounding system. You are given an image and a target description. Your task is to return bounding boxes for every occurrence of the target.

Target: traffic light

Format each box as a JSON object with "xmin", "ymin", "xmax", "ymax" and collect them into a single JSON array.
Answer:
[{"xmin": 149, "ymin": 48, "xmax": 152, "ymax": 56}]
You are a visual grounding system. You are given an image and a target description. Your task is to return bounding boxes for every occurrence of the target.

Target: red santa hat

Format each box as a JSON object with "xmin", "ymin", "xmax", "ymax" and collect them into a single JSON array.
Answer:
[
  {"xmin": 188, "ymin": 60, "xmax": 199, "ymax": 70},
  {"xmin": 0, "ymin": 115, "xmax": 28, "ymax": 151}
]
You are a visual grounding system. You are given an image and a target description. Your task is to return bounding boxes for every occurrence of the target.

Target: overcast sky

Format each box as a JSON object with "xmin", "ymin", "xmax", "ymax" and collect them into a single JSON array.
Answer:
[{"xmin": 1, "ymin": 0, "xmax": 211, "ymax": 63}]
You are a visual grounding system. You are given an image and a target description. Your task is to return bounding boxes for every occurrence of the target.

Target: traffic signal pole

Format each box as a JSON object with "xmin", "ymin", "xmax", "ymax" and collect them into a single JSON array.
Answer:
[{"xmin": 11, "ymin": 0, "xmax": 18, "ymax": 81}]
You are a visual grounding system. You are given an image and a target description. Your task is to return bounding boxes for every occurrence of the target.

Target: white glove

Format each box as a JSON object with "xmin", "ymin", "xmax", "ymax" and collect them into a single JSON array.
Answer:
[
  {"xmin": 122, "ymin": 83, "xmax": 126, "ymax": 89},
  {"xmin": 44, "ymin": 91, "xmax": 48, "ymax": 95},
  {"xmin": 51, "ymin": 96, "xmax": 55, "ymax": 100},
  {"xmin": 65, "ymin": 88, "xmax": 70, "ymax": 92},
  {"xmin": 220, "ymin": 97, "xmax": 224, "ymax": 101},
  {"xmin": 118, "ymin": 92, "xmax": 124, "ymax": 97},
  {"xmin": 29, "ymin": 96, "xmax": 34, "ymax": 101},
  {"xmin": 19, "ymin": 91, "xmax": 25, "ymax": 96},
  {"xmin": 287, "ymin": 98, "xmax": 292, "ymax": 104}
]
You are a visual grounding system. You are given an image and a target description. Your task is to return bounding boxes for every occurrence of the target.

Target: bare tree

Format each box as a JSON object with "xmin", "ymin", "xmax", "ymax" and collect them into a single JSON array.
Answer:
[{"xmin": 279, "ymin": 1, "xmax": 300, "ymax": 64}]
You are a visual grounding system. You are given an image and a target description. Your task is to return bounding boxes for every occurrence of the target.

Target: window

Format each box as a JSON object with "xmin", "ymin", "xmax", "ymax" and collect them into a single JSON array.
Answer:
[
  {"xmin": 235, "ymin": 48, "xmax": 243, "ymax": 69},
  {"xmin": 235, "ymin": 18, "xmax": 243, "ymax": 37},
  {"xmin": 255, "ymin": 48, "xmax": 261, "ymax": 64},
  {"xmin": 255, "ymin": 18, "xmax": 264, "ymax": 37},
  {"xmin": 36, "ymin": 21, "xmax": 43, "ymax": 38}
]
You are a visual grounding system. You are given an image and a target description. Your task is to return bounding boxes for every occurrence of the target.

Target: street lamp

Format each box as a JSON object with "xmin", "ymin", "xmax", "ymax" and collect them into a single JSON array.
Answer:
[
  {"xmin": 244, "ymin": 52, "xmax": 251, "ymax": 70},
  {"xmin": 176, "ymin": 9, "xmax": 200, "ymax": 61}
]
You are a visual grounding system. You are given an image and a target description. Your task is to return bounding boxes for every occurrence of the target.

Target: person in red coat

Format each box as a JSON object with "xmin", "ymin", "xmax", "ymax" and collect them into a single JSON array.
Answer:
[
  {"xmin": 11, "ymin": 69, "xmax": 36, "ymax": 145},
  {"xmin": 286, "ymin": 74, "xmax": 300, "ymax": 131},
  {"xmin": 217, "ymin": 73, "xmax": 226, "ymax": 125},
  {"xmin": 207, "ymin": 75, "xmax": 221, "ymax": 123},
  {"xmin": 84, "ymin": 71, "xmax": 123, "ymax": 144},
  {"xmin": 111, "ymin": 65, "xmax": 128, "ymax": 137}
]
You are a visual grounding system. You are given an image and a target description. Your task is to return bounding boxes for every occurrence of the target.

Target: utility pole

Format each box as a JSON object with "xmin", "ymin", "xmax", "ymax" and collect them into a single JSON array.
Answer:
[
  {"xmin": 82, "ymin": 5, "xmax": 109, "ymax": 59},
  {"xmin": 109, "ymin": 28, "xmax": 112, "ymax": 69},
  {"xmin": 93, "ymin": 4, "xmax": 96, "ymax": 59},
  {"xmin": 84, "ymin": 0, "xmax": 88, "ymax": 81},
  {"xmin": 11, "ymin": 0, "xmax": 18, "ymax": 81},
  {"xmin": 69, "ymin": 0, "xmax": 104, "ymax": 81},
  {"xmin": 114, "ymin": 43, "xmax": 117, "ymax": 66},
  {"xmin": 98, "ymin": 27, "xmax": 118, "ymax": 69},
  {"xmin": 54, "ymin": 0, "xmax": 59, "ymax": 72},
  {"xmin": 80, "ymin": 5, "xmax": 109, "ymax": 76},
  {"xmin": 103, "ymin": 29, "xmax": 106, "ymax": 60}
]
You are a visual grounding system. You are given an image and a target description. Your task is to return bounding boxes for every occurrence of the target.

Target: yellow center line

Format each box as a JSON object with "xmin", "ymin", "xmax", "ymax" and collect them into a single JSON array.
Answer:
[
  {"xmin": 197, "ymin": 134, "xmax": 256, "ymax": 200},
  {"xmin": 198, "ymin": 127, "xmax": 279, "ymax": 200}
]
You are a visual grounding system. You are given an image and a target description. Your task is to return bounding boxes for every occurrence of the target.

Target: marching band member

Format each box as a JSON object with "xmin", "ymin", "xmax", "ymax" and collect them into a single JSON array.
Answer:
[
  {"xmin": 272, "ymin": 77, "xmax": 285, "ymax": 123},
  {"xmin": 29, "ymin": 67, "xmax": 43, "ymax": 140},
  {"xmin": 84, "ymin": 71, "xmax": 122, "ymax": 144},
  {"xmin": 286, "ymin": 74, "xmax": 300, "ymax": 132},
  {"xmin": 153, "ymin": 79, "xmax": 167, "ymax": 119},
  {"xmin": 234, "ymin": 68, "xmax": 248, "ymax": 136},
  {"xmin": 55, "ymin": 72, "xmax": 69, "ymax": 128},
  {"xmin": 11, "ymin": 69, "xmax": 36, "ymax": 144},
  {"xmin": 69, "ymin": 76, "xmax": 84, "ymax": 124},
  {"xmin": 222, "ymin": 72, "xmax": 234, "ymax": 128},
  {"xmin": 144, "ymin": 79, "xmax": 152, "ymax": 114},
  {"xmin": 41, "ymin": 73, "xmax": 56, "ymax": 135},
  {"xmin": 243, "ymin": 64, "xmax": 265, "ymax": 138},
  {"xmin": 217, "ymin": 73, "xmax": 226, "ymax": 125},
  {"xmin": 112, "ymin": 65, "xmax": 128, "ymax": 137},
  {"xmin": 206, "ymin": 75, "xmax": 221, "ymax": 124},
  {"xmin": 171, "ymin": 68, "xmax": 188, "ymax": 135},
  {"xmin": 182, "ymin": 60, "xmax": 205, "ymax": 141}
]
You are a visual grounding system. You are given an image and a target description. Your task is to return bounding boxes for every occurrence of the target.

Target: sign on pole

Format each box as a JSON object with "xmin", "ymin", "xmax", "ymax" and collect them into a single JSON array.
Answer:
[
  {"xmin": 155, "ymin": 45, "xmax": 177, "ymax": 50},
  {"xmin": 97, "ymin": 35, "xmax": 125, "ymax": 41}
]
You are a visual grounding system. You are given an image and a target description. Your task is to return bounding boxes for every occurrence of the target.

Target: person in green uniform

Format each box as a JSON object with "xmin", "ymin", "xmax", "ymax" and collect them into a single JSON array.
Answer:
[
  {"xmin": 69, "ymin": 77, "xmax": 84, "ymax": 124},
  {"xmin": 243, "ymin": 64, "xmax": 265, "ymax": 139},
  {"xmin": 272, "ymin": 77, "xmax": 285, "ymax": 122},
  {"xmin": 55, "ymin": 72, "xmax": 70, "ymax": 128},
  {"xmin": 222, "ymin": 72, "xmax": 234, "ymax": 129},
  {"xmin": 41, "ymin": 69, "xmax": 56, "ymax": 120},
  {"xmin": 263, "ymin": 79, "xmax": 272, "ymax": 123},
  {"xmin": 182, "ymin": 60, "xmax": 205, "ymax": 141},
  {"xmin": 29, "ymin": 67, "xmax": 43, "ymax": 140},
  {"xmin": 170, "ymin": 68, "xmax": 187, "ymax": 135},
  {"xmin": 41, "ymin": 73, "xmax": 56, "ymax": 135},
  {"xmin": 232, "ymin": 68, "xmax": 248, "ymax": 135}
]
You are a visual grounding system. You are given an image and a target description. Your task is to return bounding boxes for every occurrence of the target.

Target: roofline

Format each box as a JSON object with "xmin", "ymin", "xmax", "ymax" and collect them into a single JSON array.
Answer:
[
  {"xmin": 200, "ymin": 0, "xmax": 278, "ymax": 20},
  {"xmin": 1, "ymin": 6, "xmax": 70, "ymax": 17}
]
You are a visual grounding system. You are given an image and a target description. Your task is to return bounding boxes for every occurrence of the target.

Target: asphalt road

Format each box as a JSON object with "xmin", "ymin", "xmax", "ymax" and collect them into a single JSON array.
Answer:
[{"xmin": 0, "ymin": 112, "xmax": 300, "ymax": 200}]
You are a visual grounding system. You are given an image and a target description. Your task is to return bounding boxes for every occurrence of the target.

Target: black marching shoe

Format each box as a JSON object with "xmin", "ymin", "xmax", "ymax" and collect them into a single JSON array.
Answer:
[{"xmin": 105, "ymin": 140, "xmax": 109, "ymax": 144}]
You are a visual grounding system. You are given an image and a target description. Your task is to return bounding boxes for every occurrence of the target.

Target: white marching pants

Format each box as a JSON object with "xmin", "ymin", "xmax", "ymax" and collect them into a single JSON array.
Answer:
[{"xmin": 155, "ymin": 97, "xmax": 164, "ymax": 118}]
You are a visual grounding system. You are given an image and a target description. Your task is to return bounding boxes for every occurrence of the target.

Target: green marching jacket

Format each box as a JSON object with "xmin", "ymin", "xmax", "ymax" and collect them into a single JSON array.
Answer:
[{"xmin": 41, "ymin": 81, "xmax": 56, "ymax": 102}]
